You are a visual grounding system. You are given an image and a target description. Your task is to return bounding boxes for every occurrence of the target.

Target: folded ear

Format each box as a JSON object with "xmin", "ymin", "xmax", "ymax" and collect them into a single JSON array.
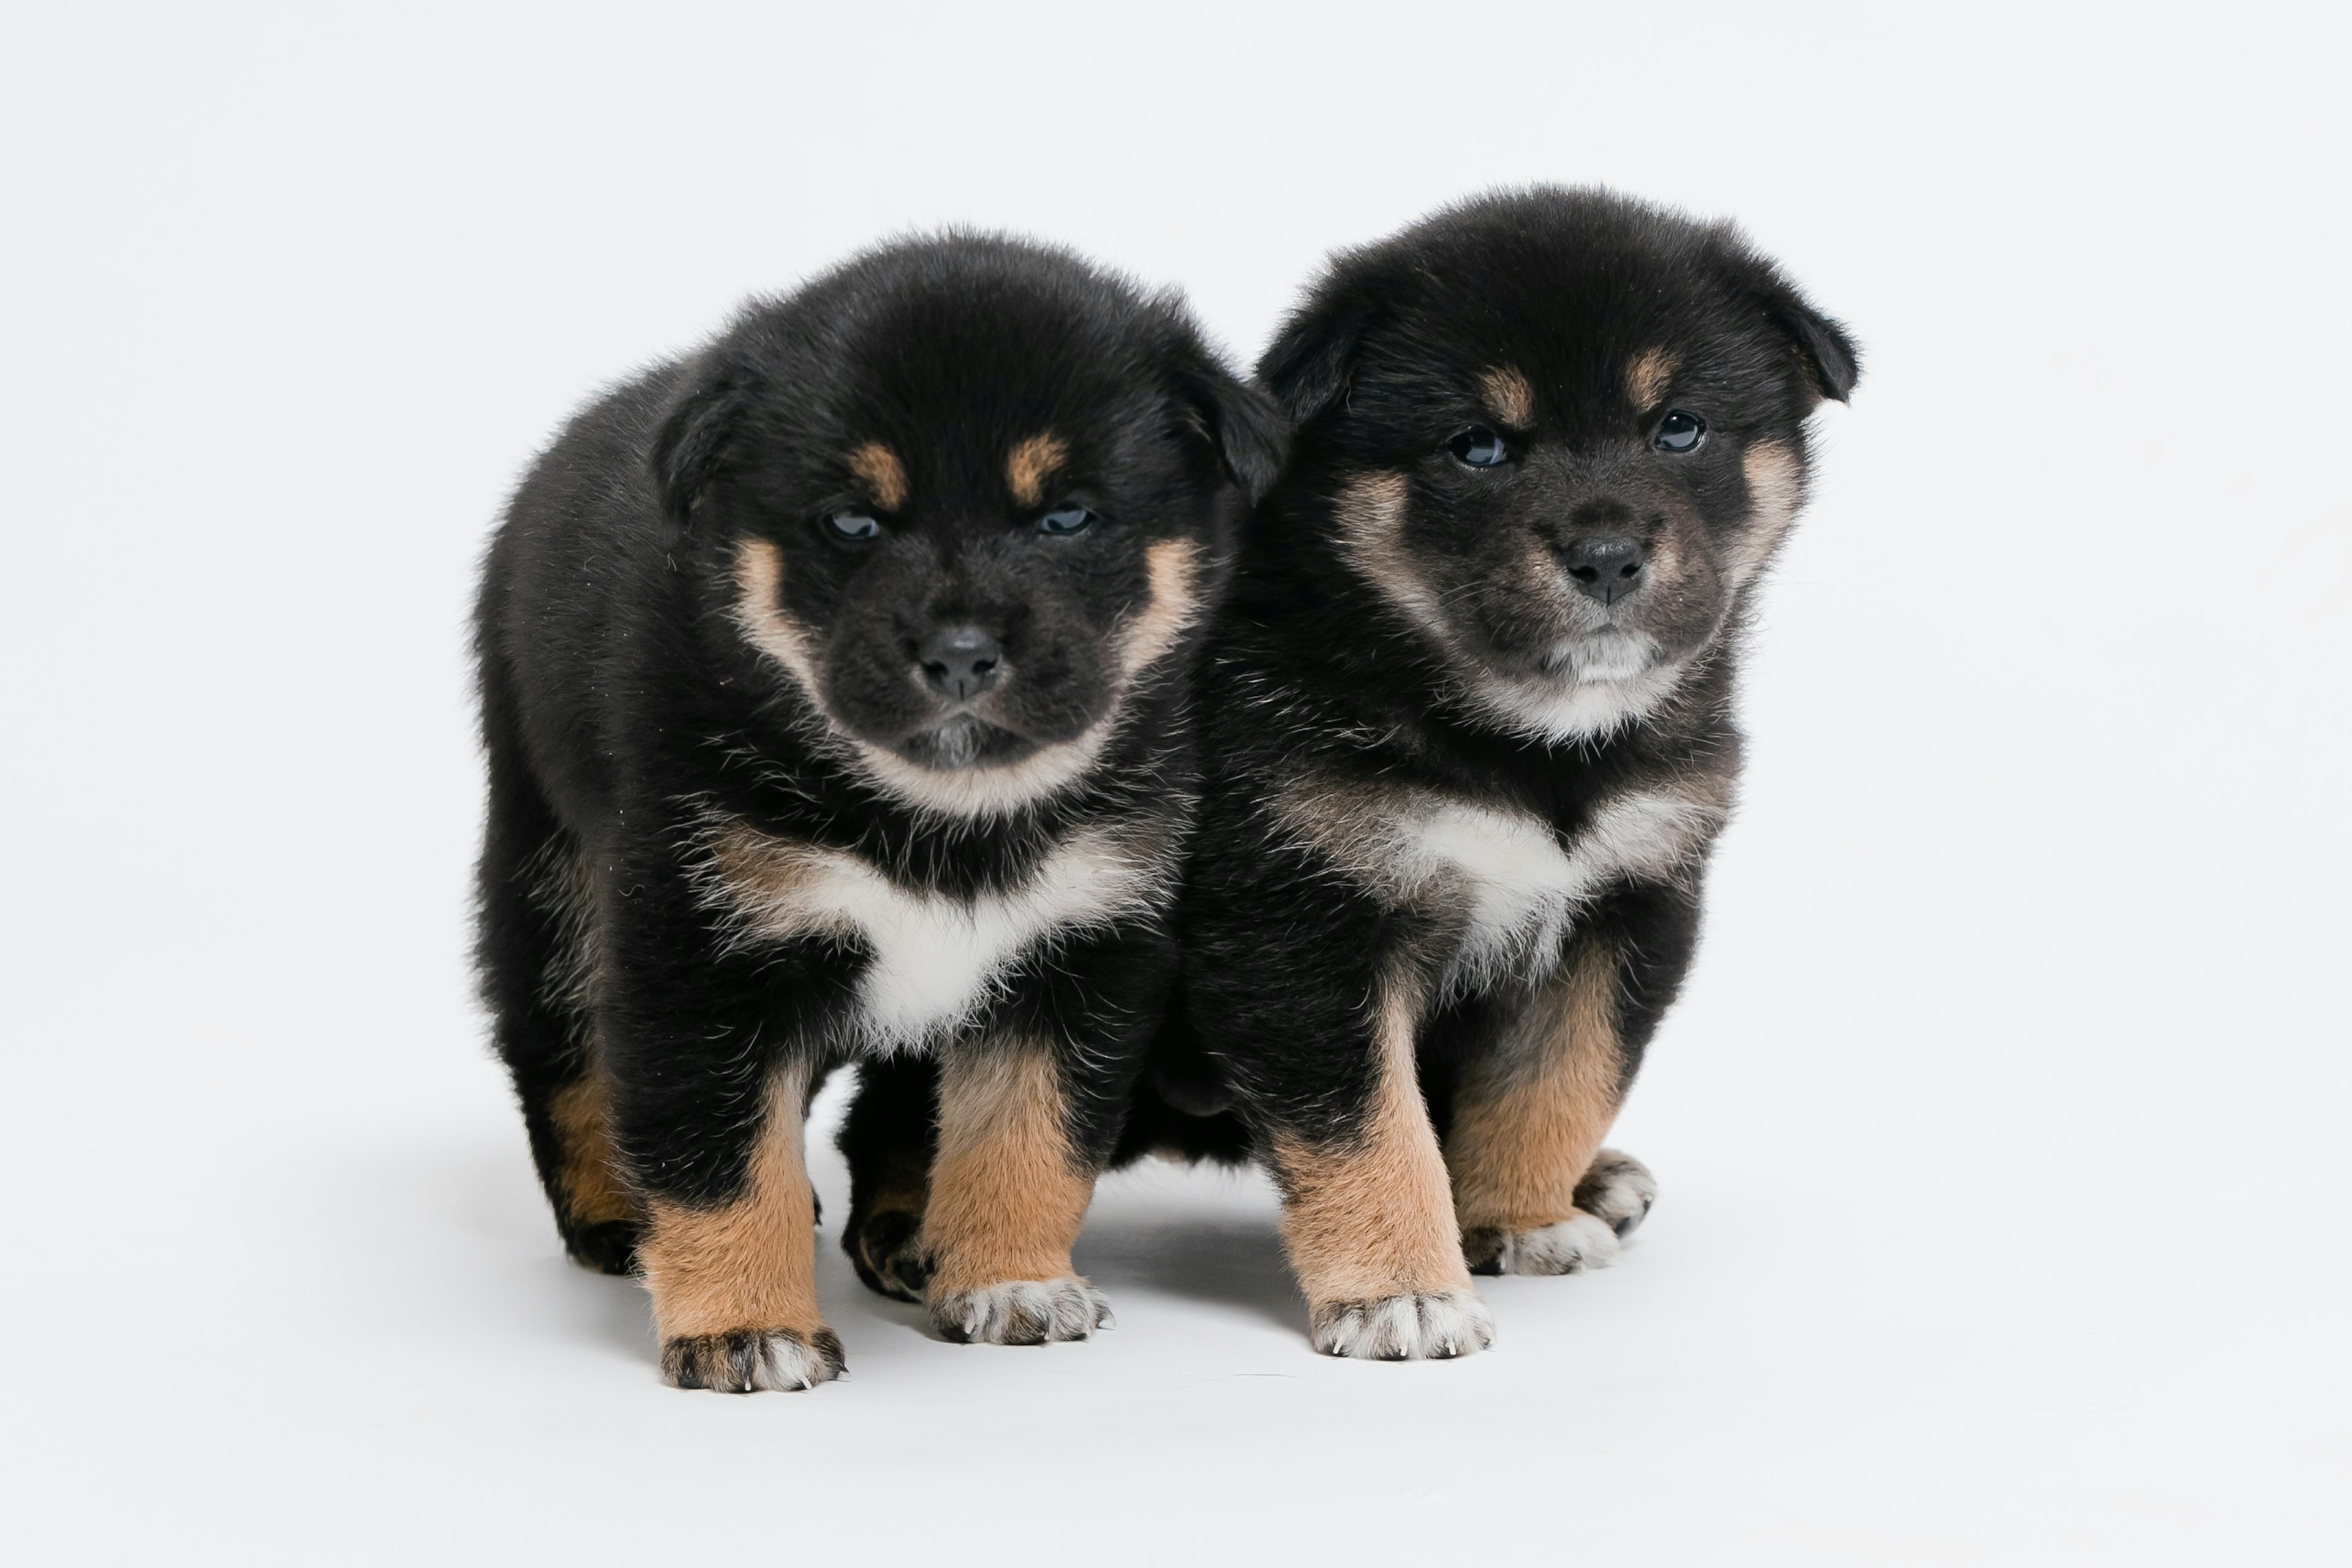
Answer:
[
  {"xmin": 1256, "ymin": 274, "xmax": 1384, "ymax": 428},
  {"xmin": 1768, "ymin": 291, "xmax": 1861, "ymax": 404},
  {"xmin": 649, "ymin": 361, "xmax": 753, "ymax": 536},
  {"xmin": 1175, "ymin": 360, "xmax": 1291, "ymax": 505},
  {"xmin": 1715, "ymin": 238, "xmax": 1860, "ymax": 404}
]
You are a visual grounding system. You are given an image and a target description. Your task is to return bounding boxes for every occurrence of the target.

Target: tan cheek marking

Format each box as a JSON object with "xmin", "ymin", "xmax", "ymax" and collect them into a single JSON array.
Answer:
[
  {"xmin": 637, "ymin": 1066, "xmax": 824, "ymax": 1340},
  {"xmin": 731, "ymin": 538, "xmax": 831, "ymax": 707},
  {"xmin": 1115, "ymin": 538, "xmax": 1204, "ymax": 679},
  {"xmin": 1005, "ymin": 433, "xmax": 1068, "ymax": 508},
  {"xmin": 1446, "ymin": 940, "xmax": 1626, "ymax": 1245},
  {"xmin": 1732, "ymin": 439, "xmax": 1804, "ymax": 587},
  {"xmin": 1333, "ymin": 470, "xmax": 1449, "ymax": 631},
  {"xmin": 848, "ymin": 442, "xmax": 907, "ymax": 510},
  {"xmin": 1269, "ymin": 977, "xmax": 1474, "ymax": 1307},
  {"xmin": 1626, "ymin": 349, "xmax": 1679, "ymax": 411},
  {"xmin": 922, "ymin": 1042, "xmax": 1095, "ymax": 1297},
  {"xmin": 549, "ymin": 1072, "xmax": 639, "ymax": 1228},
  {"xmin": 1477, "ymin": 366, "xmax": 1535, "ymax": 428}
]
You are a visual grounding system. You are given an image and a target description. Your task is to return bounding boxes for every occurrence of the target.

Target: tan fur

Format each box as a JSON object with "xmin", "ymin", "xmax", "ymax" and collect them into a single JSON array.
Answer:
[
  {"xmin": 1731, "ymin": 439, "xmax": 1804, "ymax": 588},
  {"xmin": 1270, "ymin": 978, "xmax": 1473, "ymax": 1305},
  {"xmin": 1446, "ymin": 941, "xmax": 1625, "ymax": 1238},
  {"xmin": 1332, "ymin": 470, "xmax": 1445, "ymax": 628},
  {"xmin": 848, "ymin": 441, "xmax": 907, "ymax": 510},
  {"xmin": 549, "ymin": 1072, "xmax": 638, "ymax": 1226},
  {"xmin": 1626, "ymin": 349, "xmax": 1679, "ymax": 411},
  {"xmin": 1005, "ymin": 433, "xmax": 1067, "ymax": 507},
  {"xmin": 637, "ymin": 1065, "xmax": 825, "ymax": 1341},
  {"xmin": 1115, "ymin": 538, "xmax": 1204, "ymax": 677},
  {"xmin": 923, "ymin": 1041, "xmax": 1095, "ymax": 1297},
  {"xmin": 1478, "ymin": 366, "xmax": 1535, "ymax": 428},
  {"xmin": 730, "ymin": 538, "xmax": 826, "ymax": 701}
]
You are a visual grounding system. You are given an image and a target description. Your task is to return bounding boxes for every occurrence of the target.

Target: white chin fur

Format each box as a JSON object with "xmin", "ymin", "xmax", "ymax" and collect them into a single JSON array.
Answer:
[
  {"xmin": 1469, "ymin": 655, "xmax": 1684, "ymax": 745},
  {"xmin": 848, "ymin": 722, "xmax": 1112, "ymax": 819},
  {"xmin": 1310, "ymin": 1288, "xmax": 1496, "ymax": 1360}
]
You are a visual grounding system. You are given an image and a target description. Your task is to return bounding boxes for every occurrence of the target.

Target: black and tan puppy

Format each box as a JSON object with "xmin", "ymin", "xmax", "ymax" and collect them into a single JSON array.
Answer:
[
  {"xmin": 474, "ymin": 235, "xmax": 1282, "ymax": 1391},
  {"xmin": 1137, "ymin": 188, "xmax": 1858, "ymax": 1357}
]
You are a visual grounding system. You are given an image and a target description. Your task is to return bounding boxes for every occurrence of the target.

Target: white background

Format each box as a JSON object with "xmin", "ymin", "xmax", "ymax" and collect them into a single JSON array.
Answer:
[{"xmin": 4, "ymin": 4, "xmax": 2347, "ymax": 1562}]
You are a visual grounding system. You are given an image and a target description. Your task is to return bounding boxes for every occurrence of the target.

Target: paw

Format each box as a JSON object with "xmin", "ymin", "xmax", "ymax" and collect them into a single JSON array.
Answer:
[
  {"xmin": 1464, "ymin": 1212, "xmax": 1621, "ymax": 1276},
  {"xmin": 564, "ymin": 1218, "xmax": 641, "ymax": 1276},
  {"xmin": 660, "ymin": 1327, "xmax": 845, "ymax": 1393},
  {"xmin": 1309, "ymin": 1289, "xmax": 1494, "ymax": 1360},
  {"xmin": 1574, "ymin": 1148, "xmax": 1659, "ymax": 1237},
  {"xmin": 930, "ymin": 1276, "xmax": 1114, "ymax": 1346},
  {"xmin": 844, "ymin": 1208, "xmax": 932, "ymax": 1303}
]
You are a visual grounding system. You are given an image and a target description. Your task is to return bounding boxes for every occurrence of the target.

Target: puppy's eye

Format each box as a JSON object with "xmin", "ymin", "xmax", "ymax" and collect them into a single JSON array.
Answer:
[
  {"xmin": 1038, "ymin": 503, "xmax": 1097, "ymax": 536},
  {"xmin": 1447, "ymin": 426, "xmax": 1511, "ymax": 468},
  {"xmin": 826, "ymin": 511, "xmax": 881, "ymax": 540},
  {"xmin": 1653, "ymin": 411, "xmax": 1706, "ymax": 454}
]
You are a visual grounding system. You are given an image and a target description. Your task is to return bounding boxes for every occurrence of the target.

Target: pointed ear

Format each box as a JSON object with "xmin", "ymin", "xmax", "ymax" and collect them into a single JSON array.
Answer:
[
  {"xmin": 649, "ymin": 363, "xmax": 753, "ymax": 535},
  {"xmin": 1174, "ymin": 360, "xmax": 1291, "ymax": 504},
  {"xmin": 1256, "ymin": 276, "xmax": 1384, "ymax": 428}
]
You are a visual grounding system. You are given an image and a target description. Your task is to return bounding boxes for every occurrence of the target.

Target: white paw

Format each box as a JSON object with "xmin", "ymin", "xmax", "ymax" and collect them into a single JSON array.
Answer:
[
  {"xmin": 932, "ymin": 1276, "xmax": 1114, "ymax": 1345},
  {"xmin": 1485, "ymin": 1212, "xmax": 1621, "ymax": 1276},
  {"xmin": 660, "ymin": 1327, "xmax": 846, "ymax": 1393},
  {"xmin": 1574, "ymin": 1148, "xmax": 1659, "ymax": 1237},
  {"xmin": 1310, "ymin": 1288, "xmax": 1495, "ymax": 1360}
]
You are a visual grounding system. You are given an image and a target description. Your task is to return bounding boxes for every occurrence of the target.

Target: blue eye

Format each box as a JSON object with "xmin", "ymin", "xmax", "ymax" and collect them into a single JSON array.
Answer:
[
  {"xmin": 1038, "ymin": 503, "xmax": 1096, "ymax": 536},
  {"xmin": 826, "ymin": 511, "xmax": 881, "ymax": 540},
  {"xmin": 1447, "ymin": 426, "xmax": 1510, "ymax": 467},
  {"xmin": 1653, "ymin": 410, "xmax": 1706, "ymax": 454}
]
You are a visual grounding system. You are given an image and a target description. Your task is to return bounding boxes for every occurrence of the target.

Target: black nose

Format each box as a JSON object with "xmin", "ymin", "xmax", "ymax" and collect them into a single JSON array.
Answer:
[
  {"xmin": 918, "ymin": 626, "xmax": 1003, "ymax": 703},
  {"xmin": 1559, "ymin": 535, "xmax": 1646, "ymax": 606}
]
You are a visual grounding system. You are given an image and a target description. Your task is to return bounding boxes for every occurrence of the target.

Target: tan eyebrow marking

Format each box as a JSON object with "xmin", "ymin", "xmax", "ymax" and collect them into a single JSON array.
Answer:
[
  {"xmin": 847, "ymin": 442, "xmax": 907, "ymax": 510},
  {"xmin": 1006, "ymin": 433, "xmax": 1067, "ymax": 508},
  {"xmin": 1477, "ymin": 367, "xmax": 1535, "ymax": 428},
  {"xmin": 1626, "ymin": 349, "xmax": 1679, "ymax": 412}
]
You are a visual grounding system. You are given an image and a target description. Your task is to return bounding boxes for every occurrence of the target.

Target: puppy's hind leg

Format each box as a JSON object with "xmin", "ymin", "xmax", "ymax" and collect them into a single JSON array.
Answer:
[
  {"xmin": 475, "ymin": 714, "xmax": 641, "ymax": 1275},
  {"xmin": 837, "ymin": 1055, "xmax": 939, "ymax": 1303}
]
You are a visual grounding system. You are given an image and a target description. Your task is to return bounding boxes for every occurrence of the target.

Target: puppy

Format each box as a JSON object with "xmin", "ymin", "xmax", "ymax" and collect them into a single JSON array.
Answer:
[
  {"xmin": 474, "ymin": 235, "xmax": 1283, "ymax": 1391},
  {"xmin": 1147, "ymin": 188, "xmax": 1858, "ymax": 1358}
]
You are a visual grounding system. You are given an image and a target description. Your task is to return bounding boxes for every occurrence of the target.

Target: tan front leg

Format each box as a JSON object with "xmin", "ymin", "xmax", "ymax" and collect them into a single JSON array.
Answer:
[
  {"xmin": 1447, "ymin": 940, "xmax": 1641, "ymax": 1275},
  {"xmin": 636, "ymin": 1063, "xmax": 842, "ymax": 1392},
  {"xmin": 1270, "ymin": 980, "xmax": 1493, "ymax": 1359},
  {"xmin": 922, "ymin": 1039, "xmax": 1111, "ymax": 1344}
]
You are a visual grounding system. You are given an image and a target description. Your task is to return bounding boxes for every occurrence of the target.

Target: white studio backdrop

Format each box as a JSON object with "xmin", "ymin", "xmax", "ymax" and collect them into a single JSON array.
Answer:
[{"xmin": 2, "ymin": 4, "xmax": 2346, "ymax": 1563}]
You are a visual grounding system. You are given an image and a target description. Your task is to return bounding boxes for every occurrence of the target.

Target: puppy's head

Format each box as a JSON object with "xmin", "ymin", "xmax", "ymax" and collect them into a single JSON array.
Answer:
[
  {"xmin": 1261, "ymin": 187, "xmax": 1858, "ymax": 742},
  {"xmin": 655, "ymin": 236, "xmax": 1284, "ymax": 816}
]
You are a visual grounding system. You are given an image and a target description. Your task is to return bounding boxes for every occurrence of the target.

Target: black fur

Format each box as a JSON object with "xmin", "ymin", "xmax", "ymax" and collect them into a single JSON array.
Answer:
[
  {"xmin": 1131, "ymin": 188, "xmax": 1858, "ymax": 1349},
  {"xmin": 475, "ymin": 234, "xmax": 1281, "ymax": 1385}
]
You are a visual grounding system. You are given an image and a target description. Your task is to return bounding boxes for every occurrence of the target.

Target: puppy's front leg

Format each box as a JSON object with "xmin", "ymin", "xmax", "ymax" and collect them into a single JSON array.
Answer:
[
  {"xmin": 1264, "ymin": 979, "xmax": 1493, "ymax": 1360},
  {"xmin": 632, "ymin": 1060, "xmax": 843, "ymax": 1392},
  {"xmin": 922, "ymin": 1038, "xmax": 1114, "ymax": 1345},
  {"xmin": 1439, "ymin": 907, "xmax": 1684, "ymax": 1278}
]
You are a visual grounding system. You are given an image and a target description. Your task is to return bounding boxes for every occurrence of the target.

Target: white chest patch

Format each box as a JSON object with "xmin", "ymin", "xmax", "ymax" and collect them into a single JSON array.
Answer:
[
  {"xmin": 1278, "ymin": 781, "xmax": 1726, "ymax": 989},
  {"xmin": 701, "ymin": 820, "xmax": 1166, "ymax": 1050}
]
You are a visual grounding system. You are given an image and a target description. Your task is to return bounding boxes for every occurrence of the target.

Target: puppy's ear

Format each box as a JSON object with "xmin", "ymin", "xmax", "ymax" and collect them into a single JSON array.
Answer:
[
  {"xmin": 1256, "ymin": 276, "xmax": 1384, "ymax": 428},
  {"xmin": 1718, "ymin": 242, "xmax": 1860, "ymax": 404},
  {"xmin": 1768, "ymin": 291, "xmax": 1861, "ymax": 404},
  {"xmin": 1175, "ymin": 361, "xmax": 1291, "ymax": 505},
  {"xmin": 649, "ymin": 363, "xmax": 752, "ymax": 535}
]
